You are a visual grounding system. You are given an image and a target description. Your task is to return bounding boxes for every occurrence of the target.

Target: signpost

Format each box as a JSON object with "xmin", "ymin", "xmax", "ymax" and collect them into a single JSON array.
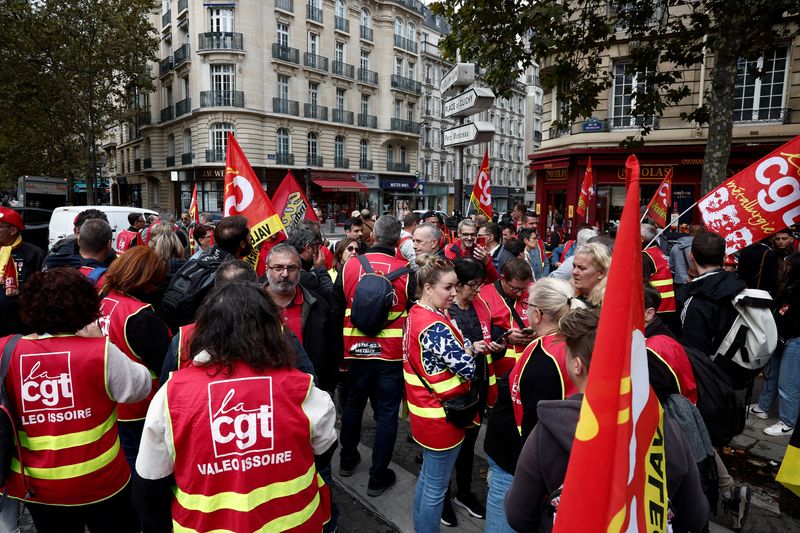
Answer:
[
  {"xmin": 440, "ymin": 63, "xmax": 476, "ymax": 97},
  {"xmin": 443, "ymin": 87, "xmax": 495, "ymax": 118},
  {"xmin": 443, "ymin": 121, "xmax": 496, "ymax": 147}
]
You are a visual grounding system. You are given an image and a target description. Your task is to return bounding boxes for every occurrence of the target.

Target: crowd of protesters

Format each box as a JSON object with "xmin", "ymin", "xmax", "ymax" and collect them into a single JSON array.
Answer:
[{"xmin": 0, "ymin": 200, "xmax": 797, "ymax": 532}]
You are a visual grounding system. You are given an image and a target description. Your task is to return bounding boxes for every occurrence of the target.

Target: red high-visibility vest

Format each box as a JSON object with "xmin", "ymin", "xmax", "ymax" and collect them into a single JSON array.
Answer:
[
  {"xmin": 166, "ymin": 361, "xmax": 330, "ymax": 532},
  {"xmin": 176, "ymin": 323, "xmax": 197, "ymax": 370},
  {"xmin": 646, "ymin": 334, "xmax": 698, "ymax": 404},
  {"xmin": 644, "ymin": 246, "xmax": 676, "ymax": 312},
  {"xmin": 471, "ymin": 295, "xmax": 498, "ymax": 408},
  {"xmin": 478, "ymin": 281, "xmax": 530, "ymax": 378},
  {"xmin": 560, "ymin": 239, "xmax": 575, "ymax": 262},
  {"xmin": 116, "ymin": 229, "xmax": 141, "ymax": 252}
]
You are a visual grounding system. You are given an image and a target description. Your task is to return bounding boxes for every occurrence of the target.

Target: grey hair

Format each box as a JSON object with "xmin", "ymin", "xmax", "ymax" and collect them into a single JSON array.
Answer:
[
  {"xmin": 267, "ymin": 243, "xmax": 301, "ymax": 264},
  {"xmin": 641, "ymin": 223, "xmax": 657, "ymax": 243},
  {"xmin": 373, "ymin": 215, "xmax": 401, "ymax": 247},
  {"xmin": 159, "ymin": 211, "xmax": 176, "ymax": 224},
  {"xmin": 416, "ymin": 223, "xmax": 441, "ymax": 244},
  {"xmin": 576, "ymin": 227, "xmax": 598, "ymax": 246},
  {"xmin": 458, "ymin": 219, "xmax": 477, "ymax": 233},
  {"xmin": 287, "ymin": 221, "xmax": 321, "ymax": 252}
]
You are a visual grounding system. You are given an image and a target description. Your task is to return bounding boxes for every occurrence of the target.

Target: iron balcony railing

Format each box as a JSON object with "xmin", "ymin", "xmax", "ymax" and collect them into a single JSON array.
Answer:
[
  {"xmin": 335, "ymin": 16, "xmax": 349, "ymax": 32},
  {"xmin": 359, "ymin": 159, "xmax": 373, "ymax": 170},
  {"xmin": 390, "ymin": 118, "xmax": 421, "ymax": 134},
  {"xmin": 332, "ymin": 61, "xmax": 354, "ymax": 79},
  {"xmin": 143, "ymin": 158, "xmax": 152, "ymax": 169},
  {"xmin": 360, "ymin": 26, "xmax": 373, "ymax": 41},
  {"xmin": 307, "ymin": 154, "xmax": 323, "ymax": 166},
  {"xmin": 175, "ymin": 98, "xmax": 191, "ymax": 117},
  {"xmin": 162, "ymin": 10, "xmax": 171, "ymax": 28},
  {"xmin": 272, "ymin": 43, "xmax": 300, "ymax": 64},
  {"xmin": 181, "ymin": 153, "xmax": 192, "ymax": 165},
  {"xmin": 276, "ymin": 153, "xmax": 295, "ymax": 165},
  {"xmin": 166, "ymin": 155, "xmax": 175, "ymax": 167},
  {"xmin": 332, "ymin": 109, "xmax": 354, "ymax": 125},
  {"xmin": 420, "ymin": 41, "xmax": 440, "ymax": 57},
  {"xmin": 304, "ymin": 52, "xmax": 329, "ymax": 72},
  {"xmin": 391, "ymin": 74, "xmax": 421, "ymax": 94},
  {"xmin": 178, "ymin": 0, "xmax": 188, "ymax": 13},
  {"xmin": 159, "ymin": 56, "xmax": 173, "ymax": 77},
  {"xmin": 275, "ymin": 0, "xmax": 293, "ymax": 11},
  {"xmin": 134, "ymin": 159, "xmax": 141, "ymax": 171},
  {"xmin": 304, "ymin": 104, "xmax": 328, "ymax": 120},
  {"xmin": 173, "ymin": 44, "xmax": 190, "ymax": 67},
  {"xmin": 199, "ymin": 90, "xmax": 244, "ymax": 108},
  {"xmin": 160, "ymin": 105, "xmax": 174, "ymax": 122},
  {"xmin": 358, "ymin": 68, "xmax": 378, "ymax": 85},
  {"xmin": 357, "ymin": 113, "xmax": 377, "ymax": 128},
  {"xmin": 306, "ymin": 4, "xmax": 323, "ymax": 22},
  {"xmin": 393, "ymin": 34, "xmax": 418, "ymax": 53},
  {"xmin": 386, "ymin": 161, "xmax": 410, "ymax": 173},
  {"xmin": 198, "ymin": 32, "xmax": 244, "ymax": 51},
  {"xmin": 273, "ymin": 98, "xmax": 300, "ymax": 116},
  {"xmin": 334, "ymin": 157, "xmax": 349, "ymax": 169}
]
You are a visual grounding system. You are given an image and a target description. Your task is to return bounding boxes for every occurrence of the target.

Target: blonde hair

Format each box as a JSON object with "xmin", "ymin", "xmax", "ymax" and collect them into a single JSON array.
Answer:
[
  {"xmin": 529, "ymin": 278, "xmax": 586, "ymax": 323},
  {"xmin": 574, "ymin": 242, "xmax": 612, "ymax": 273},
  {"xmin": 149, "ymin": 223, "xmax": 184, "ymax": 261},
  {"xmin": 415, "ymin": 254, "xmax": 454, "ymax": 298}
]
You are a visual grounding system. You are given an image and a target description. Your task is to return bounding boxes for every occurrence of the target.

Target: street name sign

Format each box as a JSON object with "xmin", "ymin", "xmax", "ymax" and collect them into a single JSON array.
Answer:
[
  {"xmin": 443, "ymin": 87, "xmax": 495, "ymax": 118},
  {"xmin": 440, "ymin": 63, "xmax": 476, "ymax": 97},
  {"xmin": 443, "ymin": 121, "xmax": 495, "ymax": 147}
]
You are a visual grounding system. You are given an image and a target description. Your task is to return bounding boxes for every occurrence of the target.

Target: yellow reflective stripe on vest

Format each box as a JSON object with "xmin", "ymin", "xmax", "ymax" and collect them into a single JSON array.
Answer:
[
  {"xmin": 503, "ymin": 348, "xmax": 521, "ymax": 361},
  {"xmin": 406, "ymin": 402, "xmax": 446, "ymax": 419},
  {"xmin": 11, "ymin": 440, "xmax": 120, "ymax": 480},
  {"xmin": 403, "ymin": 371, "xmax": 463, "ymax": 395},
  {"xmin": 17, "ymin": 411, "xmax": 117, "ymax": 451},
  {"xmin": 660, "ymin": 291, "xmax": 675, "ymax": 298},
  {"xmin": 345, "ymin": 309, "xmax": 406, "ymax": 320},
  {"xmin": 173, "ymin": 489, "xmax": 322, "ymax": 533},
  {"xmin": 649, "ymin": 279, "xmax": 673, "ymax": 287},
  {"xmin": 343, "ymin": 327, "xmax": 403, "ymax": 338},
  {"xmin": 174, "ymin": 463, "xmax": 319, "ymax": 514}
]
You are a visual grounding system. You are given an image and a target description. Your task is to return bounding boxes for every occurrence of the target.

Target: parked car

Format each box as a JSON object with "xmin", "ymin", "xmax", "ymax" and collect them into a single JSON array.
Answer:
[
  {"xmin": 14, "ymin": 207, "xmax": 52, "ymax": 252},
  {"xmin": 48, "ymin": 206, "xmax": 158, "ymax": 251}
]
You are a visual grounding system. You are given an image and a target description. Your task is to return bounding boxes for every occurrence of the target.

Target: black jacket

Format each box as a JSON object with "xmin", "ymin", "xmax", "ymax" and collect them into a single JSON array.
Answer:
[
  {"xmin": 0, "ymin": 241, "xmax": 44, "ymax": 337},
  {"xmin": 679, "ymin": 269, "xmax": 746, "ymax": 356},
  {"xmin": 297, "ymin": 285, "xmax": 342, "ymax": 392},
  {"xmin": 737, "ymin": 242, "xmax": 778, "ymax": 294}
]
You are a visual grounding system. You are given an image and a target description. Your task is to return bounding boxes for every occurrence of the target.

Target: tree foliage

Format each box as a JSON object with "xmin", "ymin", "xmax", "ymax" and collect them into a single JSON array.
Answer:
[
  {"xmin": 0, "ymin": 0, "xmax": 158, "ymax": 202},
  {"xmin": 432, "ymin": 0, "xmax": 800, "ymax": 191}
]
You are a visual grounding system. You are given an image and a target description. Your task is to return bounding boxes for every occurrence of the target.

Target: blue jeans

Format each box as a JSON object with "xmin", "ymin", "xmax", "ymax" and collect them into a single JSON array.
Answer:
[
  {"xmin": 318, "ymin": 463, "xmax": 339, "ymax": 532},
  {"xmin": 758, "ymin": 338, "xmax": 800, "ymax": 426},
  {"xmin": 117, "ymin": 420, "xmax": 144, "ymax": 472},
  {"xmin": 413, "ymin": 445, "xmax": 461, "ymax": 533},
  {"xmin": 339, "ymin": 359, "xmax": 404, "ymax": 479},
  {"xmin": 485, "ymin": 456, "xmax": 517, "ymax": 533}
]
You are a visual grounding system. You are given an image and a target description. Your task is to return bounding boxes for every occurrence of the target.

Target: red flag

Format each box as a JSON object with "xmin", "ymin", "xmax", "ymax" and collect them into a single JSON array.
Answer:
[
  {"xmin": 554, "ymin": 155, "xmax": 667, "ymax": 533},
  {"xmin": 698, "ymin": 134, "xmax": 800, "ymax": 254},
  {"xmin": 469, "ymin": 151, "xmax": 492, "ymax": 219},
  {"xmin": 223, "ymin": 133, "xmax": 285, "ymax": 268},
  {"xmin": 576, "ymin": 157, "xmax": 595, "ymax": 218},
  {"xmin": 272, "ymin": 170, "xmax": 319, "ymax": 228},
  {"xmin": 643, "ymin": 169, "xmax": 672, "ymax": 227},
  {"xmin": 188, "ymin": 184, "xmax": 199, "ymax": 254}
]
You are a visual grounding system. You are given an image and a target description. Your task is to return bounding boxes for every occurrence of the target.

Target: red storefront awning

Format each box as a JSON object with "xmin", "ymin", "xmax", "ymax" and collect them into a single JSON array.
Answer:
[{"xmin": 312, "ymin": 179, "xmax": 368, "ymax": 193}]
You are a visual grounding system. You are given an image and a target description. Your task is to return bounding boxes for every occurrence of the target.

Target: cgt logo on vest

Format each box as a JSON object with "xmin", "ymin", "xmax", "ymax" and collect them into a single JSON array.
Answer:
[
  {"xmin": 208, "ymin": 377, "xmax": 274, "ymax": 458},
  {"xmin": 20, "ymin": 352, "xmax": 74, "ymax": 413}
]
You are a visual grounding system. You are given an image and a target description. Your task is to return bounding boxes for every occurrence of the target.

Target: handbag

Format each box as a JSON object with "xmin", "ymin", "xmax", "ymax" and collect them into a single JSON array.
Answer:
[{"xmin": 407, "ymin": 356, "xmax": 480, "ymax": 429}]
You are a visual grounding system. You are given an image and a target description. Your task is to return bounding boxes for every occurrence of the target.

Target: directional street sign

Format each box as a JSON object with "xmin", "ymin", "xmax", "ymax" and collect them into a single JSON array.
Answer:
[
  {"xmin": 443, "ymin": 121, "xmax": 495, "ymax": 147},
  {"xmin": 440, "ymin": 63, "xmax": 476, "ymax": 97},
  {"xmin": 443, "ymin": 87, "xmax": 495, "ymax": 118}
]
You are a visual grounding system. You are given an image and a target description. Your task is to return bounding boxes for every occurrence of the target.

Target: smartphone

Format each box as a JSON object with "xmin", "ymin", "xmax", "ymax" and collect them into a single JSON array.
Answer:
[
  {"xmin": 476, "ymin": 235, "xmax": 487, "ymax": 248},
  {"xmin": 492, "ymin": 330, "xmax": 513, "ymax": 343},
  {"xmin": 521, "ymin": 328, "xmax": 535, "ymax": 336}
]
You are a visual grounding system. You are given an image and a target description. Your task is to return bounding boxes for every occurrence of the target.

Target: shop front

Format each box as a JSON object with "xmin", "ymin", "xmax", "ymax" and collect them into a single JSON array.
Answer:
[
  {"xmin": 310, "ymin": 171, "xmax": 368, "ymax": 225},
  {"xmin": 419, "ymin": 182, "xmax": 449, "ymax": 213},
  {"xmin": 530, "ymin": 144, "xmax": 777, "ymax": 235},
  {"xmin": 355, "ymin": 173, "xmax": 382, "ymax": 217},
  {"xmin": 381, "ymin": 176, "xmax": 417, "ymax": 218}
]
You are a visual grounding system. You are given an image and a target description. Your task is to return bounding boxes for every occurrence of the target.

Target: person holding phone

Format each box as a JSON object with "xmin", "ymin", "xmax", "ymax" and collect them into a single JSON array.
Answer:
[{"xmin": 444, "ymin": 219, "xmax": 500, "ymax": 283}]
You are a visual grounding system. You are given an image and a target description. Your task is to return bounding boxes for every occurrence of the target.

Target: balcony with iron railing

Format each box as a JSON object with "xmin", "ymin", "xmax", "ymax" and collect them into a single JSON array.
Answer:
[
  {"xmin": 390, "ymin": 118, "xmax": 421, "ymax": 134},
  {"xmin": 160, "ymin": 105, "xmax": 174, "ymax": 122},
  {"xmin": 200, "ymin": 90, "xmax": 244, "ymax": 108},
  {"xmin": 273, "ymin": 98, "xmax": 300, "ymax": 116},
  {"xmin": 391, "ymin": 74, "xmax": 421, "ymax": 95},
  {"xmin": 307, "ymin": 154, "xmax": 323, "ymax": 166},
  {"xmin": 272, "ymin": 43, "xmax": 300, "ymax": 64},
  {"xmin": 360, "ymin": 26, "xmax": 373, "ymax": 41},
  {"xmin": 166, "ymin": 155, "xmax": 176, "ymax": 167},
  {"xmin": 393, "ymin": 34, "xmax": 418, "ymax": 53},
  {"xmin": 386, "ymin": 161, "xmax": 410, "ymax": 173},
  {"xmin": 304, "ymin": 104, "xmax": 328, "ymax": 120},
  {"xmin": 332, "ymin": 109, "xmax": 354, "ymax": 125},
  {"xmin": 173, "ymin": 44, "xmax": 190, "ymax": 67},
  {"xmin": 359, "ymin": 159, "xmax": 373, "ymax": 170},
  {"xmin": 303, "ymin": 52, "xmax": 328, "ymax": 72},
  {"xmin": 357, "ymin": 113, "xmax": 377, "ymax": 128},
  {"xmin": 534, "ymin": 131, "xmax": 543, "ymax": 144},
  {"xmin": 420, "ymin": 41, "xmax": 440, "ymax": 58},
  {"xmin": 143, "ymin": 158, "xmax": 152, "ymax": 169},
  {"xmin": 276, "ymin": 153, "xmax": 295, "ymax": 165},
  {"xmin": 162, "ymin": 10, "xmax": 171, "ymax": 28},
  {"xmin": 134, "ymin": 159, "xmax": 141, "ymax": 171},
  {"xmin": 386, "ymin": 0, "xmax": 424, "ymax": 15},
  {"xmin": 177, "ymin": 0, "xmax": 188, "ymax": 15},
  {"xmin": 332, "ymin": 61, "xmax": 354, "ymax": 79},
  {"xmin": 334, "ymin": 157, "xmax": 349, "ymax": 169},
  {"xmin": 275, "ymin": 0, "xmax": 293, "ymax": 12},
  {"xmin": 198, "ymin": 32, "xmax": 244, "ymax": 52},
  {"xmin": 306, "ymin": 4, "xmax": 323, "ymax": 22},
  {"xmin": 335, "ymin": 16, "xmax": 349, "ymax": 33},
  {"xmin": 134, "ymin": 109, "xmax": 151, "ymax": 126},
  {"xmin": 175, "ymin": 98, "xmax": 191, "ymax": 117},
  {"xmin": 159, "ymin": 56, "xmax": 173, "ymax": 77},
  {"xmin": 181, "ymin": 153, "xmax": 192, "ymax": 165},
  {"xmin": 358, "ymin": 68, "xmax": 378, "ymax": 85},
  {"xmin": 206, "ymin": 148, "xmax": 225, "ymax": 162}
]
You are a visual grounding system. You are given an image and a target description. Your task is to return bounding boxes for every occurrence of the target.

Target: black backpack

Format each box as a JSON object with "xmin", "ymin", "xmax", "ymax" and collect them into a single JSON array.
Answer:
[
  {"xmin": 0, "ymin": 335, "xmax": 23, "ymax": 488},
  {"xmin": 160, "ymin": 248, "xmax": 230, "ymax": 329},
  {"xmin": 349, "ymin": 256, "xmax": 409, "ymax": 337},
  {"xmin": 683, "ymin": 343, "xmax": 744, "ymax": 447}
]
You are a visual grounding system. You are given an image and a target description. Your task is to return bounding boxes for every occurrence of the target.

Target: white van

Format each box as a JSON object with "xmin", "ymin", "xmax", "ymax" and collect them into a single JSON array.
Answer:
[{"xmin": 48, "ymin": 206, "xmax": 158, "ymax": 251}]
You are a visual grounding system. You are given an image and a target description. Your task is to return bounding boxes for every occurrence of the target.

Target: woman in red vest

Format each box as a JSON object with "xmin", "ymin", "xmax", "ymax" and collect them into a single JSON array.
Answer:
[
  {"xmin": 0, "ymin": 268, "xmax": 151, "ymax": 533},
  {"xmin": 134, "ymin": 282, "xmax": 337, "ymax": 533},
  {"xmin": 404, "ymin": 256, "xmax": 489, "ymax": 533},
  {"xmin": 98, "ymin": 246, "xmax": 171, "ymax": 470}
]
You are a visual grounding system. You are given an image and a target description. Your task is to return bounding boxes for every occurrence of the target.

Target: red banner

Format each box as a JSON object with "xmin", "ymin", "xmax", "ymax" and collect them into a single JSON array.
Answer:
[
  {"xmin": 643, "ymin": 168, "xmax": 672, "ymax": 227},
  {"xmin": 272, "ymin": 170, "xmax": 319, "ymax": 228},
  {"xmin": 554, "ymin": 155, "xmax": 667, "ymax": 533},
  {"xmin": 576, "ymin": 157, "xmax": 595, "ymax": 218},
  {"xmin": 469, "ymin": 151, "xmax": 492, "ymax": 220},
  {"xmin": 699, "ymin": 134, "xmax": 800, "ymax": 254},
  {"xmin": 223, "ymin": 133, "xmax": 285, "ymax": 267}
]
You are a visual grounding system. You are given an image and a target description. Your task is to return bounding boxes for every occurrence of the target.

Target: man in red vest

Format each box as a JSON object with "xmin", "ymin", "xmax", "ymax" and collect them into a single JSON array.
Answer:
[
  {"xmin": 642, "ymin": 223, "xmax": 676, "ymax": 314},
  {"xmin": 0, "ymin": 206, "xmax": 44, "ymax": 337},
  {"xmin": 116, "ymin": 212, "xmax": 145, "ymax": 252},
  {"xmin": 77, "ymin": 219, "xmax": 114, "ymax": 287},
  {"xmin": 444, "ymin": 219, "xmax": 500, "ymax": 282}
]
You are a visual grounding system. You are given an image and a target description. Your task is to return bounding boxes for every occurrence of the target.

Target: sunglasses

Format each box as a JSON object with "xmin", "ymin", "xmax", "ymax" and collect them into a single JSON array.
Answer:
[{"xmin": 345, "ymin": 246, "xmax": 359, "ymax": 252}]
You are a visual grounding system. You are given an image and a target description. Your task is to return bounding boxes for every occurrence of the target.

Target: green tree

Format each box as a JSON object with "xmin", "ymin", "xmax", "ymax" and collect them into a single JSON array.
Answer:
[
  {"xmin": 0, "ymin": 0, "xmax": 158, "ymax": 204},
  {"xmin": 433, "ymin": 0, "xmax": 800, "ymax": 192}
]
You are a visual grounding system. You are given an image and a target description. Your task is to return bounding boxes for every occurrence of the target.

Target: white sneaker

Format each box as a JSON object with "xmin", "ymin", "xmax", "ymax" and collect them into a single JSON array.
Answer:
[
  {"xmin": 748, "ymin": 403, "xmax": 768, "ymax": 420},
  {"xmin": 764, "ymin": 421, "xmax": 794, "ymax": 436}
]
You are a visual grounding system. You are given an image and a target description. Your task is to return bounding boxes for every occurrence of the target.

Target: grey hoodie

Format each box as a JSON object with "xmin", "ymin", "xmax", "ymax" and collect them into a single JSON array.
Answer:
[
  {"xmin": 505, "ymin": 394, "xmax": 710, "ymax": 533},
  {"xmin": 670, "ymin": 235, "xmax": 694, "ymax": 284}
]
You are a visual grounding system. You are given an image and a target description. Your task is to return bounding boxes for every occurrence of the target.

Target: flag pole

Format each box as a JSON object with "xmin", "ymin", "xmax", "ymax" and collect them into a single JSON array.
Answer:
[{"xmin": 645, "ymin": 201, "xmax": 697, "ymax": 248}]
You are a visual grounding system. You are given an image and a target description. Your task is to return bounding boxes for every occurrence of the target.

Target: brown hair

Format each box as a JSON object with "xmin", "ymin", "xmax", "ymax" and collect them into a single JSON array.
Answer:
[
  {"xmin": 334, "ymin": 237, "xmax": 360, "ymax": 267},
  {"xmin": 102, "ymin": 246, "xmax": 166, "ymax": 295},
  {"xmin": 20, "ymin": 268, "xmax": 100, "ymax": 333},
  {"xmin": 501, "ymin": 258, "xmax": 533, "ymax": 282},
  {"xmin": 558, "ymin": 307, "xmax": 600, "ymax": 367}
]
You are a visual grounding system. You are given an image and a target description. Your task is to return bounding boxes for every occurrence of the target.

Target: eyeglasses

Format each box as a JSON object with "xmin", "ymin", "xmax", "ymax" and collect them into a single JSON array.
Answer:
[
  {"xmin": 268, "ymin": 265, "xmax": 301, "ymax": 274},
  {"xmin": 345, "ymin": 246, "xmax": 359, "ymax": 252},
  {"xmin": 506, "ymin": 283, "xmax": 528, "ymax": 294},
  {"xmin": 463, "ymin": 281, "xmax": 483, "ymax": 291},
  {"xmin": 461, "ymin": 233, "xmax": 477, "ymax": 239}
]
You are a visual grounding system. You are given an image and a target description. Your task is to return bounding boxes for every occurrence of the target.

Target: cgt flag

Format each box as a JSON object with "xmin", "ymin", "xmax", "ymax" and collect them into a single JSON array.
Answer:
[
  {"xmin": 698, "ymin": 133, "xmax": 800, "ymax": 254},
  {"xmin": 554, "ymin": 155, "xmax": 668, "ymax": 533},
  {"xmin": 470, "ymin": 151, "xmax": 493, "ymax": 220},
  {"xmin": 643, "ymin": 169, "xmax": 672, "ymax": 227},
  {"xmin": 223, "ymin": 133, "xmax": 285, "ymax": 268},
  {"xmin": 188, "ymin": 183, "xmax": 199, "ymax": 254},
  {"xmin": 272, "ymin": 170, "xmax": 319, "ymax": 228},
  {"xmin": 576, "ymin": 157, "xmax": 595, "ymax": 219}
]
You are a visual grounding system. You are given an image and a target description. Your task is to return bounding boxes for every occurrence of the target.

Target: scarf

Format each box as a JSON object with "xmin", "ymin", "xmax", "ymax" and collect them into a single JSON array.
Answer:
[{"xmin": 0, "ymin": 235, "xmax": 22, "ymax": 296}]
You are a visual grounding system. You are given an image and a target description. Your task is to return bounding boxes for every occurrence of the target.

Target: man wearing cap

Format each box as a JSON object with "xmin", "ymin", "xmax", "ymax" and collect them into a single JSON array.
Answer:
[{"xmin": 0, "ymin": 207, "xmax": 45, "ymax": 336}]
